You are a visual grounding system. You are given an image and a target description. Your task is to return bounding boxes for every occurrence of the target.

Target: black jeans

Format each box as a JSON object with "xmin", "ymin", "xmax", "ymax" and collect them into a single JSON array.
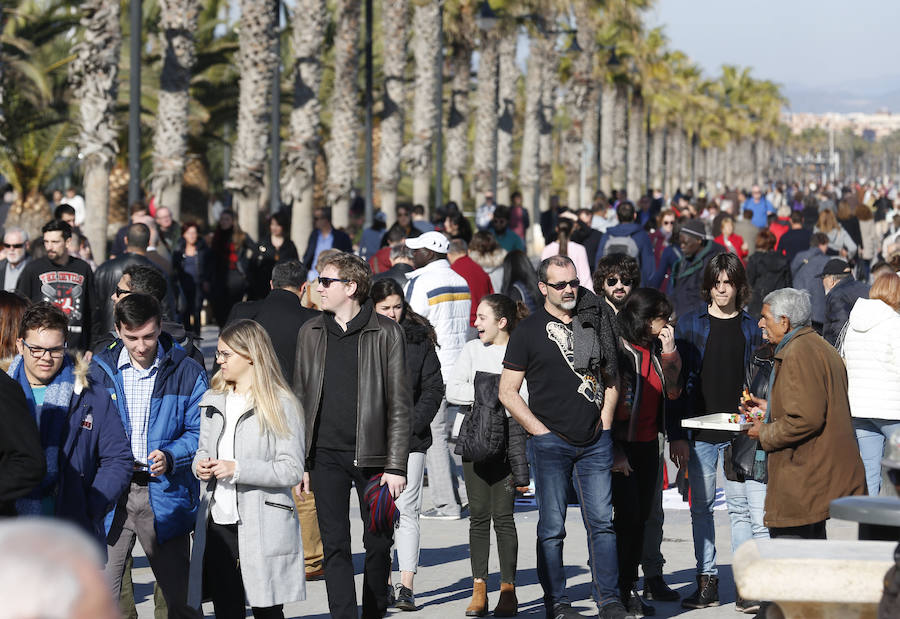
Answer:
[
  {"xmin": 310, "ymin": 448, "xmax": 394, "ymax": 619},
  {"xmin": 462, "ymin": 458, "xmax": 518, "ymax": 583},
  {"xmin": 611, "ymin": 440, "xmax": 660, "ymax": 590},
  {"xmin": 769, "ymin": 520, "xmax": 826, "ymax": 540},
  {"xmin": 204, "ymin": 521, "xmax": 284, "ymax": 619}
]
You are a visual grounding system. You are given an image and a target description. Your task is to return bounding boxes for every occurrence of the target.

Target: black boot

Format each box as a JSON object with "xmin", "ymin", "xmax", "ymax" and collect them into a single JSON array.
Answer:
[
  {"xmin": 735, "ymin": 594, "xmax": 761, "ymax": 614},
  {"xmin": 681, "ymin": 575, "xmax": 720, "ymax": 609},
  {"xmin": 621, "ymin": 584, "xmax": 656, "ymax": 617},
  {"xmin": 643, "ymin": 575, "xmax": 679, "ymax": 602}
]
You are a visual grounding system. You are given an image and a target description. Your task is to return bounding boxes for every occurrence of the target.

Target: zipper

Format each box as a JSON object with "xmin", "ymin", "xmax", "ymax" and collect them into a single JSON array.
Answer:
[{"xmin": 264, "ymin": 501, "xmax": 293, "ymax": 511}]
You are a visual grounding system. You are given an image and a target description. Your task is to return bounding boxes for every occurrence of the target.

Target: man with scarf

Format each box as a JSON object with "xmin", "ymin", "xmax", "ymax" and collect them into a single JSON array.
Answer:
[
  {"xmin": 669, "ymin": 219, "xmax": 726, "ymax": 320},
  {"xmin": 7, "ymin": 302, "xmax": 131, "ymax": 543},
  {"xmin": 500, "ymin": 255, "xmax": 627, "ymax": 619},
  {"xmin": 746, "ymin": 288, "xmax": 866, "ymax": 539}
]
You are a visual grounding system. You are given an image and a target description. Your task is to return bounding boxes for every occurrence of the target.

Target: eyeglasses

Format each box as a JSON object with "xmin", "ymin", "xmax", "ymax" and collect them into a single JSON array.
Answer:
[
  {"xmin": 114, "ymin": 286, "xmax": 130, "ymax": 297},
  {"xmin": 21, "ymin": 341, "xmax": 67, "ymax": 359},
  {"xmin": 318, "ymin": 276, "xmax": 350, "ymax": 288},
  {"xmin": 661, "ymin": 220, "xmax": 675, "ymax": 226},
  {"xmin": 214, "ymin": 350, "xmax": 246, "ymax": 362},
  {"xmin": 543, "ymin": 279, "xmax": 579, "ymax": 291},
  {"xmin": 606, "ymin": 277, "xmax": 634, "ymax": 287},
  {"xmin": 3, "ymin": 243, "xmax": 24, "ymax": 249}
]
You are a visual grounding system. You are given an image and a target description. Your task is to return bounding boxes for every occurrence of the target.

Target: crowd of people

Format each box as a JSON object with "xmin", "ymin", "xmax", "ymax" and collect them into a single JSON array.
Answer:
[{"xmin": 0, "ymin": 178, "xmax": 895, "ymax": 619}]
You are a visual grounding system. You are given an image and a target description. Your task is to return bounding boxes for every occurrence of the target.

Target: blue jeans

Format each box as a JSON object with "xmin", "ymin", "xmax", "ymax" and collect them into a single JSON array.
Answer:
[
  {"xmin": 854, "ymin": 418, "xmax": 900, "ymax": 496},
  {"xmin": 530, "ymin": 430, "xmax": 618, "ymax": 610},
  {"xmin": 688, "ymin": 440, "xmax": 768, "ymax": 575}
]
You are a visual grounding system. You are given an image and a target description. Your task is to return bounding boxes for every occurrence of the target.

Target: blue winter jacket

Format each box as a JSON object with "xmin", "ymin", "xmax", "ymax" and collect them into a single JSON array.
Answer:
[
  {"xmin": 8, "ymin": 355, "xmax": 133, "ymax": 545},
  {"xmin": 95, "ymin": 333, "xmax": 208, "ymax": 544},
  {"xmin": 594, "ymin": 222, "xmax": 656, "ymax": 284},
  {"xmin": 669, "ymin": 307, "xmax": 762, "ymax": 441}
]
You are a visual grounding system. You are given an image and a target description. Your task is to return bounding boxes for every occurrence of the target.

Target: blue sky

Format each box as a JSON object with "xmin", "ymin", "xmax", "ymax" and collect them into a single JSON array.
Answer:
[{"xmin": 647, "ymin": 0, "xmax": 900, "ymax": 112}]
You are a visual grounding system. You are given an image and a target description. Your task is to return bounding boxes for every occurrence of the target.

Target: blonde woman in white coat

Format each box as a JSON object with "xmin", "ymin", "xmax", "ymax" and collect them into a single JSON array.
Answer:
[
  {"xmin": 188, "ymin": 319, "xmax": 305, "ymax": 618},
  {"xmin": 843, "ymin": 273, "xmax": 900, "ymax": 495}
]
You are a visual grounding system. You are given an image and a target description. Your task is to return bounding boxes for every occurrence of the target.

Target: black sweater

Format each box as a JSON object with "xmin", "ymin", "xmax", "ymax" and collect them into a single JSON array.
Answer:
[{"xmin": 0, "ymin": 372, "xmax": 45, "ymax": 516}]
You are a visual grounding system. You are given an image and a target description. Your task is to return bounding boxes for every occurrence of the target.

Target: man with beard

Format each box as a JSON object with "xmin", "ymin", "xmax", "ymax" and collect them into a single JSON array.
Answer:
[
  {"xmin": 594, "ymin": 254, "xmax": 681, "ymax": 605},
  {"xmin": 490, "ymin": 205, "xmax": 526, "ymax": 253}
]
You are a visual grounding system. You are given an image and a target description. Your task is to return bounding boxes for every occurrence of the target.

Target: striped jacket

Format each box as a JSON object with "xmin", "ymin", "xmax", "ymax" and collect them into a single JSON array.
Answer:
[
  {"xmin": 404, "ymin": 259, "xmax": 471, "ymax": 382},
  {"xmin": 94, "ymin": 333, "xmax": 208, "ymax": 544}
]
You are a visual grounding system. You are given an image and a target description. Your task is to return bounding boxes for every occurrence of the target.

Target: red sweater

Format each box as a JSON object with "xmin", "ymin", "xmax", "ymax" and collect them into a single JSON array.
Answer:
[{"xmin": 450, "ymin": 255, "xmax": 494, "ymax": 327}]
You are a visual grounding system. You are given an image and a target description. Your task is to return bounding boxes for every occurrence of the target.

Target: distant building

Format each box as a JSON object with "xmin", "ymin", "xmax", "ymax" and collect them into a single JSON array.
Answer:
[{"xmin": 784, "ymin": 111, "xmax": 900, "ymax": 140}]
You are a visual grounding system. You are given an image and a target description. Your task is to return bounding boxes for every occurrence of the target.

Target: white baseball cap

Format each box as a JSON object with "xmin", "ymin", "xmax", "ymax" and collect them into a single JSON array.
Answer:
[{"xmin": 405, "ymin": 231, "xmax": 450, "ymax": 254}]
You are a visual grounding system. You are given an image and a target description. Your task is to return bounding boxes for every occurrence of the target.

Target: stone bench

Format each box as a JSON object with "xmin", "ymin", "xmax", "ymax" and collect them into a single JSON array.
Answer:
[{"xmin": 733, "ymin": 538, "xmax": 895, "ymax": 619}]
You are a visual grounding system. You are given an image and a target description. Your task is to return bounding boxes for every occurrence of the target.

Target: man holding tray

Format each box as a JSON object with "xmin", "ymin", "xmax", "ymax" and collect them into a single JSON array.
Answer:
[{"xmin": 668, "ymin": 253, "xmax": 764, "ymax": 612}]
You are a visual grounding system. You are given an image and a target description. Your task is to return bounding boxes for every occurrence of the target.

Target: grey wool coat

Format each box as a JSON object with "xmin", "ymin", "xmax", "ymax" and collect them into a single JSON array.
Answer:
[{"xmin": 187, "ymin": 390, "xmax": 306, "ymax": 609}]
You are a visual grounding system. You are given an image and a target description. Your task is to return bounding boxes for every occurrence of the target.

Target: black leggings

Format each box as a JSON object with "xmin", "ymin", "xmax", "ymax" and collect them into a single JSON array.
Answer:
[
  {"xmin": 204, "ymin": 521, "xmax": 284, "ymax": 619},
  {"xmin": 611, "ymin": 440, "xmax": 660, "ymax": 590}
]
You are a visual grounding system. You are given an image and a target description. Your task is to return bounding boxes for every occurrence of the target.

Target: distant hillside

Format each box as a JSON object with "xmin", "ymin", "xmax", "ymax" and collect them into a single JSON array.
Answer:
[{"xmin": 785, "ymin": 76, "xmax": 900, "ymax": 113}]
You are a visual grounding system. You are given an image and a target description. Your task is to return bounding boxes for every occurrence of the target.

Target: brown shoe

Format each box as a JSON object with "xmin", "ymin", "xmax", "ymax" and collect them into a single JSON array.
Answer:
[
  {"xmin": 465, "ymin": 580, "xmax": 488, "ymax": 617},
  {"xmin": 492, "ymin": 582, "xmax": 518, "ymax": 617},
  {"xmin": 305, "ymin": 568, "xmax": 325, "ymax": 581}
]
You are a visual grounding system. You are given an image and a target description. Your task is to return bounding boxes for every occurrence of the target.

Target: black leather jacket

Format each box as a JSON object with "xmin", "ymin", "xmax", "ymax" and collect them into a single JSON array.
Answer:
[{"xmin": 293, "ymin": 302, "xmax": 412, "ymax": 472}]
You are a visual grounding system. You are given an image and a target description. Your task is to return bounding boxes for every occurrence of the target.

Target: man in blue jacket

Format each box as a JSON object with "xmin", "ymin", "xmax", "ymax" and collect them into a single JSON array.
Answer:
[
  {"xmin": 595, "ymin": 201, "xmax": 656, "ymax": 285},
  {"xmin": 95, "ymin": 293, "xmax": 207, "ymax": 619},
  {"xmin": 6, "ymin": 302, "xmax": 132, "ymax": 540}
]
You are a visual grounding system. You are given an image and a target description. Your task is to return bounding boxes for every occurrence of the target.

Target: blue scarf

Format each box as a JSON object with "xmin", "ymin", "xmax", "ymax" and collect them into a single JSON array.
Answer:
[{"xmin": 8, "ymin": 354, "xmax": 75, "ymax": 515}]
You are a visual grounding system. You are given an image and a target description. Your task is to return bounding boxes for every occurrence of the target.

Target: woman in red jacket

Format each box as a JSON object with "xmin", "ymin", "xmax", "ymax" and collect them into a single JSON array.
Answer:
[{"xmin": 714, "ymin": 215, "xmax": 748, "ymax": 265}]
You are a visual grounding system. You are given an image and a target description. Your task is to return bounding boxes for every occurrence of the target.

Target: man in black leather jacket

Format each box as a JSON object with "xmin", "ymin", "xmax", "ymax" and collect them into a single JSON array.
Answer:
[{"xmin": 292, "ymin": 251, "xmax": 411, "ymax": 619}]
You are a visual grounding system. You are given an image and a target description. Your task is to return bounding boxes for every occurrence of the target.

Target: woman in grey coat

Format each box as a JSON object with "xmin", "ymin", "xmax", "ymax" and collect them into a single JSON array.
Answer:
[{"xmin": 188, "ymin": 319, "xmax": 306, "ymax": 618}]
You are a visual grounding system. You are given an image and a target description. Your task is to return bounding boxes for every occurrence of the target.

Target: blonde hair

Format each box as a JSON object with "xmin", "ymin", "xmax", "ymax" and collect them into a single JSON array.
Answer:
[
  {"xmin": 210, "ymin": 320, "xmax": 298, "ymax": 437},
  {"xmin": 871, "ymin": 272, "xmax": 900, "ymax": 312},
  {"xmin": 816, "ymin": 209, "xmax": 838, "ymax": 234}
]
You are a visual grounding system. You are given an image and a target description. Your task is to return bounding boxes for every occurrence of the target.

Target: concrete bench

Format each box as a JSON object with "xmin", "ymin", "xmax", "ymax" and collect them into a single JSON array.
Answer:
[{"xmin": 733, "ymin": 538, "xmax": 895, "ymax": 618}]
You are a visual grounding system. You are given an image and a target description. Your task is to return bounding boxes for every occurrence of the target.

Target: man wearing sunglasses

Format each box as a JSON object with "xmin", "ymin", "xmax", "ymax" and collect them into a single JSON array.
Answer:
[
  {"xmin": 6, "ymin": 302, "xmax": 131, "ymax": 542},
  {"xmin": 0, "ymin": 227, "xmax": 30, "ymax": 292},
  {"xmin": 594, "ymin": 254, "xmax": 640, "ymax": 314},
  {"xmin": 500, "ymin": 255, "xmax": 626, "ymax": 619}
]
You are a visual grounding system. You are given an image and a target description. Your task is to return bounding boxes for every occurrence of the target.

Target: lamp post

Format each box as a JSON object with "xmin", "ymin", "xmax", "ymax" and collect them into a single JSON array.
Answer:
[
  {"xmin": 363, "ymin": 0, "xmax": 374, "ymax": 226},
  {"xmin": 128, "ymin": 0, "xmax": 141, "ymax": 206},
  {"xmin": 270, "ymin": 0, "xmax": 282, "ymax": 213},
  {"xmin": 476, "ymin": 2, "xmax": 499, "ymax": 201}
]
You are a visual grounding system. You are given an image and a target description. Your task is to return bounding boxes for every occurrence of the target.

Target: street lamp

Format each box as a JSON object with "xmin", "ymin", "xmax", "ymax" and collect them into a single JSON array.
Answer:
[
  {"xmin": 475, "ymin": 1, "xmax": 498, "ymax": 32},
  {"xmin": 476, "ymin": 1, "xmax": 500, "ymax": 200}
]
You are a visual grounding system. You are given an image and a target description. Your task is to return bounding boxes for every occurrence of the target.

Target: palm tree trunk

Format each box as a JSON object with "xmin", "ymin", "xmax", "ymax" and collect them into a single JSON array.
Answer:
[
  {"xmin": 283, "ymin": 0, "xmax": 326, "ymax": 247},
  {"xmin": 611, "ymin": 82, "xmax": 627, "ymax": 193},
  {"xmin": 583, "ymin": 86, "xmax": 600, "ymax": 201},
  {"xmin": 226, "ymin": 0, "xmax": 279, "ymax": 239},
  {"xmin": 626, "ymin": 90, "xmax": 645, "ymax": 201},
  {"xmin": 405, "ymin": 0, "xmax": 439, "ymax": 212},
  {"xmin": 649, "ymin": 126, "xmax": 664, "ymax": 192},
  {"xmin": 496, "ymin": 30, "xmax": 517, "ymax": 207},
  {"xmin": 150, "ymin": 0, "xmax": 199, "ymax": 220},
  {"xmin": 446, "ymin": 43, "xmax": 471, "ymax": 208},
  {"xmin": 599, "ymin": 80, "xmax": 615, "ymax": 194},
  {"xmin": 563, "ymin": 8, "xmax": 595, "ymax": 211},
  {"xmin": 376, "ymin": 0, "xmax": 408, "ymax": 224},
  {"xmin": 325, "ymin": 0, "xmax": 361, "ymax": 228},
  {"xmin": 538, "ymin": 37, "xmax": 558, "ymax": 215},
  {"xmin": 70, "ymin": 0, "xmax": 122, "ymax": 262},
  {"xmin": 679, "ymin": 129, "xmax": 690, "ymax": 193},
  {"xmin": 472, "ymin": 31, "xmax": 498, "ymax": 200},
  {"xmin": 519, "ymin": 37, "xmax": 541, "ymax": 236},
  {"xmin": 725, "ymin": 140, "xmax": 736, "ymax": 189}
]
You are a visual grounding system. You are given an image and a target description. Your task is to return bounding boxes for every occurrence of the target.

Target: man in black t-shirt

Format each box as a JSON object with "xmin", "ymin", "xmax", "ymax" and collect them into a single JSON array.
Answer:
[
  {"xmin": 669, "ymin": 253, "xmax": 763, "ymax": 612},
  {"xmin": 500, "ymin": 255, "xmax": 628, "ymax": 619},
  {"xmin": 16, "ymin": 220, "xmax": 93, "ymax": 350}
]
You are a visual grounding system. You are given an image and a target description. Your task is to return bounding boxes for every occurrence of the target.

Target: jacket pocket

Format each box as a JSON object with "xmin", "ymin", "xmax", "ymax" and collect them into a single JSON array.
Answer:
[{"xmin": 264, "ymin": 500, "xmax": 294, "ymax": 512}]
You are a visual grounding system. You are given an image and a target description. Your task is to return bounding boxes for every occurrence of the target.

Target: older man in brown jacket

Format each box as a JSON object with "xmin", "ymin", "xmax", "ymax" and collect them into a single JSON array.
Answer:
[{"xmin": 746, "ymin": 287, "xmax": 866, "ymax": 539}]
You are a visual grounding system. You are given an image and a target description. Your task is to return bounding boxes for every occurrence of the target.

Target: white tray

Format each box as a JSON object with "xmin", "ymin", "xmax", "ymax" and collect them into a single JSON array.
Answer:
[{"xmin": 682, "ymin": 413, "xmax": 750, "ymax": 432}]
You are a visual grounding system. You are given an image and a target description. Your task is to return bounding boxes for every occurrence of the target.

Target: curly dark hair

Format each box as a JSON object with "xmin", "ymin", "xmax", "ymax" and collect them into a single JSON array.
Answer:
[
  {"xmin": 593, "ymin": 254, "xmax": 641, "ymax": 292},
  {"xmin": 700, "ymin": 252, "xmax": 752, "ymax": 309}
]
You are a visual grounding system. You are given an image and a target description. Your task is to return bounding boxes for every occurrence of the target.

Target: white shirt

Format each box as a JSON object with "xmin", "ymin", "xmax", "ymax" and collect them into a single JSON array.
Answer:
[{"xmin": 211, "ymin": 391, "xmax": 247, "ymax": 525}]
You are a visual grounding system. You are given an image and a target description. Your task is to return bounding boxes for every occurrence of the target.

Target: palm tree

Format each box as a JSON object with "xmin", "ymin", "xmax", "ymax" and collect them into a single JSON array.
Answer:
[
  {"xmin": 226, "ymin": 0, "xmax": 278, "ymax": 238},
  {"xmin": 376, "ymin": 0, "xmax": 409, "ymax": 223},
  {"xmin": 282, "ymin": 0, "xmax": 326, "ymax": 246},
  {"xmin": 518, "ymin": 34, "xmax": 541, "ymax": 232},
  {"xmin": 70, "ymin": 0, "xmax": 122, "ymax": 262},
  {"xmin": 563, "ymin": 3, "xmax": 597, "ymax": 211},
  {"xmin": 472, "ymin": 28, "xmax": 498, "ymax": 202},
  {"xmin": 405, "ymin": 0, "xmax": 440, "ymax": 213},
  {"xmin": 495, "ymin": 29, "xmax": 517, "ymax": 206},
  {"xmin": 149, "ymin": 0, "xmax": 200, "ymax": 220},
  {"xmin": 325, "ymin": 0, "xmax": 360, "ymax": 228},
  {"xmin": 537, "ymin": 34, "xmax": 558, "ymax": 214},
  {"xmin": 445, "ymin": 41, "xmax": 472, "ymax": 207}
]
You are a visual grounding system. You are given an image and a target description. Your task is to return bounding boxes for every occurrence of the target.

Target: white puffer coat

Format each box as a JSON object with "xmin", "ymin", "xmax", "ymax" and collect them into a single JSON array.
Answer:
[{"xmin": 844, "ymin": 298, "xmax": 900, "ymax": 420}]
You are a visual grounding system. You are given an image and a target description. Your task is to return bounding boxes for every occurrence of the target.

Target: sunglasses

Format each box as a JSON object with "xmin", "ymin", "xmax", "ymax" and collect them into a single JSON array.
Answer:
[
  {"xmin": 3, "ymin": 243, "xmax": 24, "ymax": 249},
  {"xmin": 543, "ymin": 279, "xmax": 579, "ymax": 291},
  {"xmin": 318, "ymin": 276, "xmax": 350, "ymax": 288},
  {"xmin": 115, "ymin": 286, "xmax": 130, "ymax": 297},
  {"xmin": 661, "ymin": 220, "xmax": 675, "ymax": 226},
  {"xmin": 606, "ymin": 277, "xmax": 634, "ymax": 287}
]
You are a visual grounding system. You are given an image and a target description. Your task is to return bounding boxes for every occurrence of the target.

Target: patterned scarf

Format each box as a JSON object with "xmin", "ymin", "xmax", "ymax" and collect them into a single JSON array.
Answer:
[{"xmin": 8, "ymin": 354, "xmax": 75, "ymax": 516}]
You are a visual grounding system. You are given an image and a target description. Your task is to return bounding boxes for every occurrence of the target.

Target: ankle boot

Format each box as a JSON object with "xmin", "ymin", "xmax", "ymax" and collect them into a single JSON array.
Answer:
[
  {"xmin": 643, "ymin": 575, "xmax": 679, "ymax": 602},
  {"xmin": 681, "ymin": 574, "xmax": 720, "ymax": 609},
  {"xmin": 465, "ymin": 580, "xmax": 489, "ymax": 617},
  {"xmin": 493, "ymin": 583, "xmax": 518, "ymax": 617}
]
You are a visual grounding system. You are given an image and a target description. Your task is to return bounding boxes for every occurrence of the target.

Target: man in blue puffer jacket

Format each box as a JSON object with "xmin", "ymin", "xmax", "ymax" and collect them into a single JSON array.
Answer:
[
  {"xmin": 7, "ymin": 302, "xmax": 132, "ymax": 543},
  {"xmin": 93, "ymin": 292, "xmax": 207, "ymax": 619}
]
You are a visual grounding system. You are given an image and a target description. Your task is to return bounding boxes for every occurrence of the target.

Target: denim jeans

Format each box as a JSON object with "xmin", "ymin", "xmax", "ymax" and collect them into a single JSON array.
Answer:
[
  {"xmin": 688, "ymin": 440, "xmax": 768, "ymax": 575},
  {"xmin": 854, "ymin": 417, "xmax": 900, "ymax": 496},
  {"xmin": 530, "ymin": 430, "xmax": 618, "ymax": 610}
]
